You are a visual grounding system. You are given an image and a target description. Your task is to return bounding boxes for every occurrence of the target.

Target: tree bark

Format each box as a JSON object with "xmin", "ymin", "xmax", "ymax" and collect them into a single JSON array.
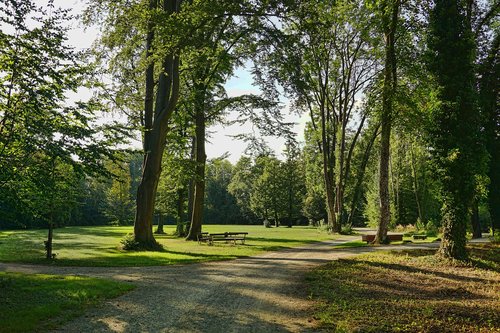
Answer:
[
  {"xmin": 321, "ymin": 125, "xmax": 337, "ymax": 232},
  {"xmin": 45, "ymin": 222, "xmax": 53, "ymax": 260},
  {"xmin": 471, "ymin": 200, "xmax": 482, "ymax": 239},
  {"xmin": 324, "ymin": 171, "xmax": 337, "ymax": 232},
  {"xmin": 287, "ymin": 184, "xmax": 293, "ymax": 228},
  {"xmin": 439, "ymin": 195, "xmax": 468, "ymax": 260},
  {"xmin": 135, "ymin": 131, "xmax": 168, "ymax": 247},
  {"xmin": 375, "ymin": 0, "xmax": 399, "ymax": 244},
  {"xmin": 346, "ymin": 123, "xmax": 380, "ymax": 227},
  {"xmin": 186, "ymin": 103, "xmax": 207, "ymax": 240},
  {"xmin": 186, "ymin": 136, "xmax": 196, "ymax": 235},
  {"xmin": 409, "ymin": 141, "xmax": 424, "ymax": 225},
  {"xmin": 176, "ymin": 187, "xmax": 186, "ymax": 237},
  {"xmin": 155, "ymin": 213, "xmax": 165, "ymax": 234}
]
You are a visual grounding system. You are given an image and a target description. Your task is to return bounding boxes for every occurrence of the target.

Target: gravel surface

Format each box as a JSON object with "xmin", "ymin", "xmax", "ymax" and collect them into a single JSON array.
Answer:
[{"xmin": 0, "ymin": 237, "xmax": 443, "ymax": 333}]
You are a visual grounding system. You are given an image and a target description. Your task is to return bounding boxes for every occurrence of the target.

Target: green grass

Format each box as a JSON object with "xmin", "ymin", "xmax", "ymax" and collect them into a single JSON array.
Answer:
[
  {"xmin": 0, "ymin": 272, "xmax": 134, "ymax": 333},
  {"xmin": 0, "ymin": 225, "xmax": 340, "ymax": 266},
  {"xmin": 306, "ymin": 243, "xmax": 500, "ymax": 333}
]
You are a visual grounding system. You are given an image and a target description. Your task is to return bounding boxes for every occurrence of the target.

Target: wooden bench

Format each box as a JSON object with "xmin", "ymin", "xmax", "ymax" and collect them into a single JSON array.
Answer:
[
  {"xmin": 208, "ymin": 232, "xmax": 248, "ymax": 245},
  {"xmin": 413, "ymin": 234, "xmax": 427, "ymax": 240},
  {"xmin": 361, "ymin": 234, "xmax": 403, "ymax": 243}
]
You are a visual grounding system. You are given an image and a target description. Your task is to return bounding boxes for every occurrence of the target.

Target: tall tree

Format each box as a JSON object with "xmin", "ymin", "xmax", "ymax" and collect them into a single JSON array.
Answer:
[
  {"xmin": 282, "ymin": 141, "xmax": 306, "ymax": 227},
  {"xmin": 0, "ymin": 0, "xmax": 121, "ymax": 257},
  {"xmin": 427, "ymin": 0, "xmax": 486, "ymax": 259},
  {"xmin": 228, "ymin": 156, "xmax": 258, "ymax": 223},
  {"xmin": 374, "ymin": 0, "xmax": 400, "ymax": 244},
  {"xmin": 477, "ymin": 2, "xmax": 500, "ymax": 236},
  {"xmin": 133, "ymin": 0, "xmax": 182, "ymax": 249},
  {"xmin": 255, "ymin": 0, "xmax": 378, "ymax": 232},
  {"xmin": 182, "ymin": 15, "xmax": 249, "ymax": 240},
  {"xmin": 250, "ymin": 156, "xmax": 287, "ymax": 226}
]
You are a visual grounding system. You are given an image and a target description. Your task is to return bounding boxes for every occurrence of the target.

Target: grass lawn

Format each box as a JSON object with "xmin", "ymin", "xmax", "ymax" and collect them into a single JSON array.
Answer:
[
  {"xmin": 0, "ymin": 225, "xmax": 340, "ymax": 266},
  {"xmin": 306, "ymin": 243, "xmax": 500, "ymax": 333},
  {"xmin": 0, "ymin": 272, "xmax": 133, "ymax": 333}
]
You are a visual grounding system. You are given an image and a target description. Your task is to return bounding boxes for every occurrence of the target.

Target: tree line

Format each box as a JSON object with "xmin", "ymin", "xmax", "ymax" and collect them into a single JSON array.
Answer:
[{"xmin": 0, "ymin": 0, "xmax": 498, "ymax": 260}]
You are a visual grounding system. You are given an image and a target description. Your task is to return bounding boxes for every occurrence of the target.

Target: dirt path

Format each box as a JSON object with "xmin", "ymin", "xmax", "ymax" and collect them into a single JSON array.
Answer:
[{"xmin": 0, "ymin": 237, "xmax": 442, "ymax": 332}]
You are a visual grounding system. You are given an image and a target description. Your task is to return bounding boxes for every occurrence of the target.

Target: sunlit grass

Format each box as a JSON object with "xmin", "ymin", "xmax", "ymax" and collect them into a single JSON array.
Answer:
[
  {"xmin": 0, "ymin": 272, "xmax": 134, "ymax": 333},
  {"xmin": 0, "ymin": 225, "xmax": 341, "ymax": 267}
]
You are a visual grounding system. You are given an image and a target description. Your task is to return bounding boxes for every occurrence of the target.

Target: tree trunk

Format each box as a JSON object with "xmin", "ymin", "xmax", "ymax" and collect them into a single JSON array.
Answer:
[
  {"xmin": 346, "ymin": 123, "xmax": 380, "ymax": 227},
  {"xmin": 45, "ymin": 222, "xmax": 53, "ymax": 260},
  {"xmin": 287, "ymin": 196, "xmax": 292, "ymax": 228},
  {"xmin": 335, "ymin": 183, "xmax": 343, "ymax": 232},
  {"xmin": 324, "ymin": 177, "xmax": 337, "ymax": 232},
  {"xmin": 135, "ymin": 134, "xmax": 167, "ymax": 248},
  {"xmin": 133, "ymin": 0, "xmax": 180, "ymax": 249},
  {"xmin": 176, "ymin": 187, "xmax": 186, "ymax": 237},
  {"xmin": 409, "ymin": 141, "xmax": 424, "ymax": 225},
  {"xmin": 377, "ymin": 118, "xmax": 392, "ymax": 244},
  {"xmin": 155, "ymin": 213, "xmax": 165, "ymax": 234},
  {"xmin": 322, "ymin": 147, "xmax": 337, "ymax": 232},
  {"xmin": 471, "ymin": 200, "xmax": 482, "ymax": 239},
  {"xmin": 439, "ymin": 195, "xmax": 468, "ymax": 260},
  {"xmin": 375, "ymin": 0, "xmax": 399, "ymax": 244},
  {"xmin": 186, "ymin": 105, "xmax": 206, "ymax": 241}
]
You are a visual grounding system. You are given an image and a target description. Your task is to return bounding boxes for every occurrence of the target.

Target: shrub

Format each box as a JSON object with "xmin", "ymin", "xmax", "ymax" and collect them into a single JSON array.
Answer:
[
  {"xmin": 394, "ymin": 224, "xmax": 417, "ymax": 235},
  {"xmin": 341, "ymin": 225, "xmax": 354, "ymax": 235},
  {"xmin": 120, "ymin": 234, "xmax": 140, "ymax": 250},
  {"xmin": 425, "ymin": 220, "xmax": 439, "ymax": 237}
]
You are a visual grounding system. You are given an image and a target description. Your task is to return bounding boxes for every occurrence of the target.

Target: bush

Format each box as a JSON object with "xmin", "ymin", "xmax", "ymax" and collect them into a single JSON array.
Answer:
[
  {"xmin": 394, "ymin": 224, "xmax": 417, "ymax": 235},
  {"xmin": 120, "ymin": 234, "xmax": 140, "ymax": 250},
  {"xmin": 425, "ymin": 220, "xmax": 439, "ymax": 237},
  {"xmin": 341, "ymin": 225, "xmax": 354, "ymax": 235},
  {"xmin": 492, "ymin": 232, "xmax": 500, "ymax": 244}
]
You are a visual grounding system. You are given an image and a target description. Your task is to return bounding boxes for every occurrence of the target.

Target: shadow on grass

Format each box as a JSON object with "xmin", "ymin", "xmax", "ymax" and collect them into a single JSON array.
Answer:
[
  {"xmin": 308, "ymin": 250, "xmax": 500, "ymax": 332},
  {"xmin": 391, "ymin": 249, "xmax": 436, "ymax": 257},
  {"xmin": 352, "ymin": 258, "xmax": 494, "ymax": 284},
  {"xmin": 50, "ymin": 253, "xmax": 236, "ymax": 267}
]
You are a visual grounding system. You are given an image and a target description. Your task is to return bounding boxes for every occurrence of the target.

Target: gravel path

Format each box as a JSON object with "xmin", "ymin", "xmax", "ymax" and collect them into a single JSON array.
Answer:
[{"xmin": 0, "ymin": 237, "xmax": 443, "ymax": 333}]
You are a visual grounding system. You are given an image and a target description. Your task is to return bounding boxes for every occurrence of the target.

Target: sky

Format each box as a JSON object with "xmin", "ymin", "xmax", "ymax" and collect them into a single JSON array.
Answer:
[{"xmin": 49, "ymin": 0, "xmax": 307, "ymax": 164}]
